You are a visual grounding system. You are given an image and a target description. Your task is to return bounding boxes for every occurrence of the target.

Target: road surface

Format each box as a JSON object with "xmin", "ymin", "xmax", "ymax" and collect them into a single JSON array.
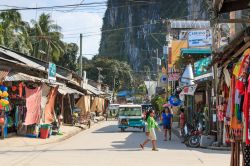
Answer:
[{"xmin": 0, "ymin": 121, "xmax": 230, "ymax": 166}]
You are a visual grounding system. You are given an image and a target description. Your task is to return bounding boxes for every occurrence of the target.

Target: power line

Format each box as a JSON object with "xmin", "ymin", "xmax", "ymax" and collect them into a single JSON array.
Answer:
[
  {"xmin": 0, "ymin": 2, "xmax": 107, "ymax": 11},
  {"xmin": 66, "ymin": 0, "xmax": 85, "ymax": 12},
  {"xmin": 0, "ymin": 1, "xmax": 158, "ymax": 12}
]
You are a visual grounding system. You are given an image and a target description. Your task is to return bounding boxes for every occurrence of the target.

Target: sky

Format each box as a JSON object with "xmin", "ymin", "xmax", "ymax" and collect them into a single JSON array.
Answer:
[{"xmin": 0, "ymin": 0, "xmax": 107, "ymax": 59}]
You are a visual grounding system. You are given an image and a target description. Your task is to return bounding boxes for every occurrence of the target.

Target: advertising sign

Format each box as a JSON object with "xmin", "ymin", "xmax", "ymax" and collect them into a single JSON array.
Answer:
[
  {"xmin": 194, "ymin": 56, "xmax": 213, "ymax": 81},
  {"xmin": 180, "ymin": 84, "xmax": 197, "ymax": 96},
  {"xmin": 48, "ymin": 62, "xmax": 56, "ymax": 82},
  {"xmin": 188, "ymin": 29, "xmax": 212, "ymax": 47}
]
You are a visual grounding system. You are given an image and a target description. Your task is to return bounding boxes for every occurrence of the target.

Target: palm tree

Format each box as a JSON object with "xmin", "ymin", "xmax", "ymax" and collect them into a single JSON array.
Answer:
[
  {"xmin": 0, "ymin": 10, "xmax": 33, "ymax": 54},
  {"xmin": 31, "ymin": 13, "xmax": 65, "ymax": 62}
]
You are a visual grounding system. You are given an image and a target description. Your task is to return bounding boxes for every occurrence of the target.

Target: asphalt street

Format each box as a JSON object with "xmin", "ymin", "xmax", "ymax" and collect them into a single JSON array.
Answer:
[{"xmin": 0, "ymin": 121, "xmax": 230, "ymax": 166}]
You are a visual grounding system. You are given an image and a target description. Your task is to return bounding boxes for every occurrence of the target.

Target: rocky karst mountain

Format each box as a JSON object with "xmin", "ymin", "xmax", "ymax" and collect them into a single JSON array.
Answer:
[{"xmin": 99, "ymin": 0, "xmax": 208, "ymax": 71}]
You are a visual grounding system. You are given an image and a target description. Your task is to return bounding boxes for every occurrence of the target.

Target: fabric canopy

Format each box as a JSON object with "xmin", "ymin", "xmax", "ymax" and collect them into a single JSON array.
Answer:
[
  {"xmin": 44, "ymin": 86, "xmax": 58, "ymax": 124},
  {"xmin": 76, "ymin": 96, "xmax": 91, "ymax": 115},
  {"xmin": 25, "ymin": 86, "xmax": 42, "ymax": 125},
  {"xmin": 90, "ymin": 97, "xmax": 105, "ymax": 113}
]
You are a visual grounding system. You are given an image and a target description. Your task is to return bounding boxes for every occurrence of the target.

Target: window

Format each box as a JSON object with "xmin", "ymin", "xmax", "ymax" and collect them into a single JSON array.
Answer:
[{"xmin": 119, "ymin": 107, "xmax": 142, "ymax": 116}]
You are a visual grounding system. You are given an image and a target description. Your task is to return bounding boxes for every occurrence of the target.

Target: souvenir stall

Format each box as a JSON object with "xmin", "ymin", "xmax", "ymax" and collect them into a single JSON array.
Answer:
[
  {"xmin": 8, "ymin": 82, "xmax": 26, "ymax": 137},
  {"xmin": 0, "ymin": 78, "xmax": 42, "ymax": 138},
  {"xmin": 214, "ymin": 48, "xmax": 250, "ymax": 165},
  {"xmin": 0, "ymin": 84, "xmax": 10, "ymax": 139}
]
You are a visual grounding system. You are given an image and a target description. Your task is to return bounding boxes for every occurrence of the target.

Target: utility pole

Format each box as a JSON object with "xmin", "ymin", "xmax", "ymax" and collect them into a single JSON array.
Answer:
[
  {"xmin": 80, "ymin": 33, "xmax": 83, "ymax": 77},
  {"xmin": 210, "ymin": 0, "xmax": 220, "ymax": 145},
  {"xmin": 156, "ymin": 48, "xmax": 159, "ymax": 87},
  {"xmin": 97, "ymin": 67, "xmax": 103, "ymax": 83}
]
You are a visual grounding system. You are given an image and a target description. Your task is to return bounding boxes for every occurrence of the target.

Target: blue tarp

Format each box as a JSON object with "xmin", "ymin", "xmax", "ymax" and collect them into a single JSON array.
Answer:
[{"xmin": 117, "ymin": 90, "xmax": 130, "ymax": 97}]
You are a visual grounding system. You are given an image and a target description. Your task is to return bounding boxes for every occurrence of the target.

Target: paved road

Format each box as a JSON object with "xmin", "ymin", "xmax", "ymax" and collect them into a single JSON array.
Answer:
[{"xmin": 0, "ymin": 121, "xmax": 230, "ymax": 166}]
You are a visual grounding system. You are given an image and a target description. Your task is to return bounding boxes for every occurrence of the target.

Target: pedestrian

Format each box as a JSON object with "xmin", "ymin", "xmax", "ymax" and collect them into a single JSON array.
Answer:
[
  {"xmin": 140, "ymin": 109, "xmax": 161, "ymax": 151},
  {"xmin": 161, "ymin": 109, "xmax": 168, "ymax": 141},
  {"xmin": 164, "ymin": 107, "xmax": 173, "ymax": 140},
  {"xmin": 179, "ymin": 107, "xmax": 185, "ymax": 136}
]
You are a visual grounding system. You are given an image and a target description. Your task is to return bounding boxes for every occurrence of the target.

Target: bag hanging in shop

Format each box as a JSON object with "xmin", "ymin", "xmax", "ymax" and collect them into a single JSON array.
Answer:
[{"xmin": 0, "ymin": 115, "xmax": 4, "ymax": 125}]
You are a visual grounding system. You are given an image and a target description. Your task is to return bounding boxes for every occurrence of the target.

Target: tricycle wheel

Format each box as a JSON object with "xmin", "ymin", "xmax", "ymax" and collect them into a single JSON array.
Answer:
[
  {"xmin": 121, "ymin": 128, "xmax": 125, "ymax": 132},
  {"xmin": 143, "ymin": 127, "xmax": 145, "ymax": 132}
]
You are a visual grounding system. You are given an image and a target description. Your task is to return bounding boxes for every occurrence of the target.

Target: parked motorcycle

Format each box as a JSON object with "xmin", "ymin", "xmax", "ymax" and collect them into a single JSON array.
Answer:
[{"xmin": 183, "ymin": 122, "xmax": 202, "ymax": 148}]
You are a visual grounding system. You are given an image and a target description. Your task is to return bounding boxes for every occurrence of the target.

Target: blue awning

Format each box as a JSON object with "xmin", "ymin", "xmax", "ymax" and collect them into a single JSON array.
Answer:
[{"xmin": 181, "ymin": 48, "xmax": 212, "ymax": 56}]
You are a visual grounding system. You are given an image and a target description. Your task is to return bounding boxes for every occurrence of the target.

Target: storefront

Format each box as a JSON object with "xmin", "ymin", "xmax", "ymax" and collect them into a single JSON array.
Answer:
[
  {"xmin": 212, "ymin": 26, "xmax": 250, "ymax": 165},
  {"xmin": 179, "ymin": 48, "xmax": 214, "ymax": 134}
]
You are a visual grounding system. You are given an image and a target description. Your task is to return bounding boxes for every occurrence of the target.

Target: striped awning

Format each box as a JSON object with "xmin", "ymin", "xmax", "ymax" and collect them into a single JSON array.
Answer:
[{"xmin": 0, "ymin": 70, "xmax": 9, "ymax": 81}]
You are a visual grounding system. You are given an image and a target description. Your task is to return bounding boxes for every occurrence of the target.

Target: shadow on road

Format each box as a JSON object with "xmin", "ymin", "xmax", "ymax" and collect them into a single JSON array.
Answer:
[
  {"xmin": 0, "ymin": 124, "xmax": 230, "ymax": 155},
  {"xmin": 91, "ymin": 124, "xmax": 230, "ymax": 154}
]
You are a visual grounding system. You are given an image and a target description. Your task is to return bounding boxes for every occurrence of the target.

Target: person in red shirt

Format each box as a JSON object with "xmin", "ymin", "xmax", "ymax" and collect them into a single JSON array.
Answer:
[{"xmin": 179, "ymin": 107, "xmax": 185, "ymax": 136}]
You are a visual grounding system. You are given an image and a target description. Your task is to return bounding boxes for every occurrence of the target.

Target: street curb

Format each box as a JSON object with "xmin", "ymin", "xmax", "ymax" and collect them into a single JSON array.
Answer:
[
  {"xmin": 1, "ymin": 120, "xmax": 104, "ymax": 148},
  {"xmin": 207, "ymin": 146, "xmax": 231, "ymax": 151},
  {"xmin": 172, "ymin": 127, "xmax": 231, "ymax": 151}
]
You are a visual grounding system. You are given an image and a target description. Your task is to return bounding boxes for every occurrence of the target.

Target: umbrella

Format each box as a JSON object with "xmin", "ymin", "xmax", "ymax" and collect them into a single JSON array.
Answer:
[
  {"xmin": 169, "ymin": 95, "xmax": 182, "ymax": 107},
  {"xmin": 163, "ymin": 103, "xmax": 170, "ymax": 107}
]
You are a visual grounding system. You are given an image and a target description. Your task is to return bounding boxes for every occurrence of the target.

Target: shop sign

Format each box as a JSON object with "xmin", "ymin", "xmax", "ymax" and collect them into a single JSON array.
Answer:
[
  {"xmin": 168, "ymin": 73, "xmax": 180, "ymax": 81},
  {"xmin": 180, "ymin": 84, "xmax": 197, "ymax": 96},
  {"xmin": 188, "ymin": 29, "xmax": 212, "ymax": 47},
  {"xmin": 160, "ymin": 74, "xmax": 168, "ymax": 84},
  {"xmin": 194, "ymin": 56, "xmax": 213, "ymax": 81},
  {"xmin": 48, "ymin": 62, "xmax": 56, "ymax": 83}
]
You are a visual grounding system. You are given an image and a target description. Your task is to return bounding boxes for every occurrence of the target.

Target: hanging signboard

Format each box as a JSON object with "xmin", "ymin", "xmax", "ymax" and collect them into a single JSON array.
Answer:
[
  {"xmin": 180, "ymin": 84, "xmax": 197, "ymax": 96},
  {"xmin": 168, "ymin": 73, "xmax": 180, "ymax": 81},
  {"xmin": 188, "ymin": 29, "xmax": 212, "ymax": 47},
  {"xmin": 194, "ymin": 56, "xmax": 213, "ymax": 81},
  {"xmin": 48, "ymin": 62, "xmax": 56, "ymax": 83}
]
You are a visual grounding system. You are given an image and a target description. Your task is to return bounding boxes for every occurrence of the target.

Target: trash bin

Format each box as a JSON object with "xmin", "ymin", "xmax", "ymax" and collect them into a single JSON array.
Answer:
[{"xmin": 40, "ymin": 124, "xmax": 51, "ymax": 139}]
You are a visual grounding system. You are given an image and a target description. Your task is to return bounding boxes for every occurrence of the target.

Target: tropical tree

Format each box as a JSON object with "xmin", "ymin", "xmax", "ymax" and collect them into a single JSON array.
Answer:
[
  {"xmin": 57, "ymin": 43, "xmax": 78, "ymax": 72},
  {"xmin": 30, "ymin": 13, "xmax": 64, "ymax": 62},
  {"xmin": 0, "ymin": 10, "xmax": 32, "ymax": 54},
  {"xmin": 151, "ymin": 95, "xmax": 166, "ymax": 113},
  {"xmin": 82, "ymin": 57, "xmax": 133, "ymax": 91}
]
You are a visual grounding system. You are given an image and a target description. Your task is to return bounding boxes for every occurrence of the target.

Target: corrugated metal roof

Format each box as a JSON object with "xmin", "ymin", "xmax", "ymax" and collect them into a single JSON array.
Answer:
[
  {"xmin": 170, "ymin": 20, "xmax": 210, "ymax": 29},
  {"xmin": 86, "ymin": 84, "xmax": 104, "ymax": 95},
  {"xmin": 0, "ymin": 47, "xmax": 69, "ymax": 81},
  {"xmin": 4, "ymin": 72, "xmax": 42, "ymax": 82},
  {"xmin": 0, "ymin": 47, "xmax": 45, "ymax": 71},
  {"xmin": 58, "ymin": 86, "xmax": 84, "ymax": 95}
]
